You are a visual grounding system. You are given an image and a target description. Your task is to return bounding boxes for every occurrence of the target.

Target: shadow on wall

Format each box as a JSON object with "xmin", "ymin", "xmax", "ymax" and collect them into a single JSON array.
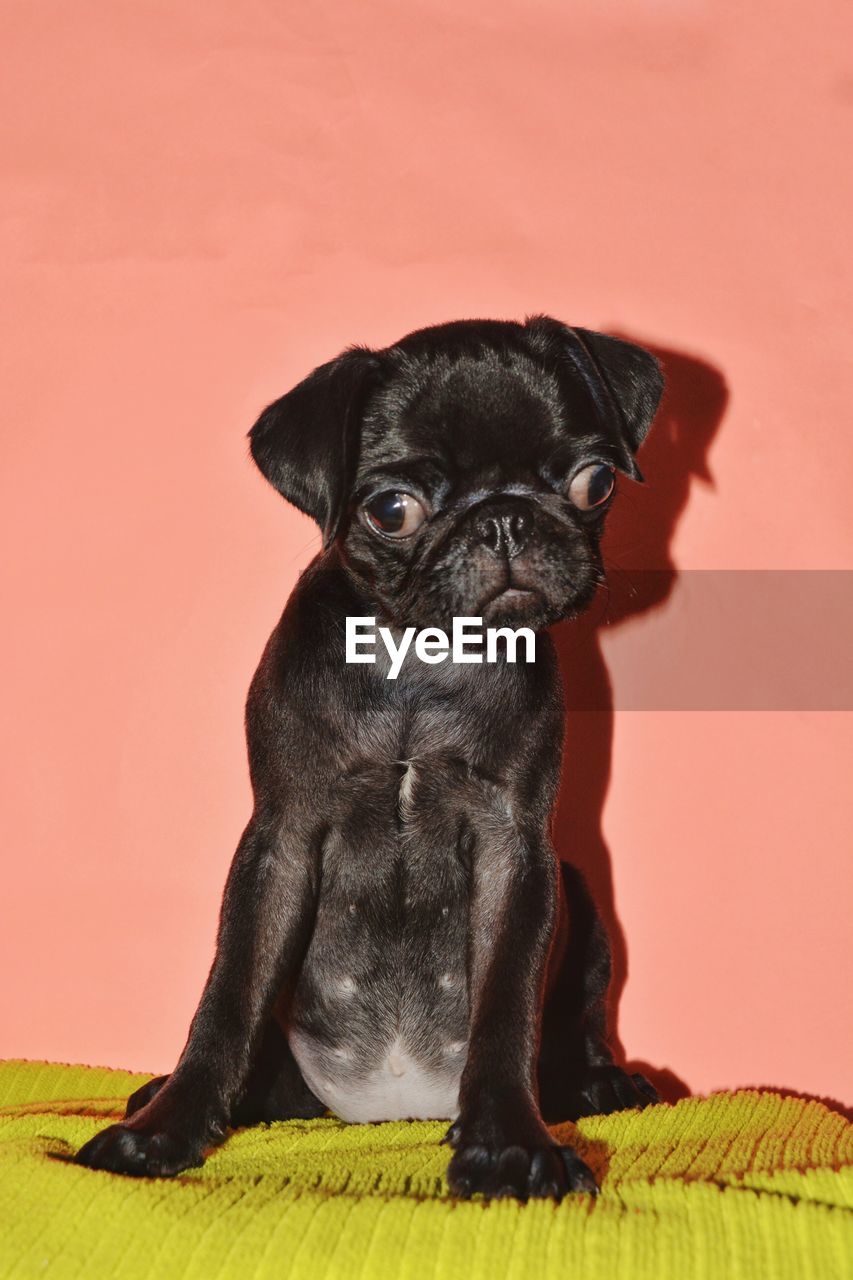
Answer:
[{"xmin": 550, "ymin": 339, "xmax": 729, "ymax": 1105}]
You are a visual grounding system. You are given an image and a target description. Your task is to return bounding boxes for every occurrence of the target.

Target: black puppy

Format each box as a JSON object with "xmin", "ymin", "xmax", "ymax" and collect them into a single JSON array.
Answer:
[{"xmin": 76, "ymin": 315, "xmax": 663, "ymax": 1200}]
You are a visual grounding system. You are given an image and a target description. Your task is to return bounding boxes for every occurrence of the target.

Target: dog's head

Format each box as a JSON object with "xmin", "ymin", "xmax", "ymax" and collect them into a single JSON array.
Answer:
[{"xmin": 249, "ymin": 317, "xmax": 663, "ymax": 630}]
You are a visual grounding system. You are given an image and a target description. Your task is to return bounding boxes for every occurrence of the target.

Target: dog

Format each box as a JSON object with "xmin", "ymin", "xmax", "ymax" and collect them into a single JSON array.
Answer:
[{"xmin": 75, "ymin": 315, "xmax": 664, "ymax": 1200}]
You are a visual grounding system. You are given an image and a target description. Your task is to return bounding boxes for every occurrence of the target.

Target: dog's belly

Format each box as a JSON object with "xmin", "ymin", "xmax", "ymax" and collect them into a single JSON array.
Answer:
[
  {"xmin": 286, "ymin": 943, "xmax": 470, "ymax": 1121},
  {"xmin": 288, "ymin": 1028, "xmax": 464, "ymax": 1122},
  {"xmin": 285, "ymin": 757, "xmax": 475, "ymax": 1122}
]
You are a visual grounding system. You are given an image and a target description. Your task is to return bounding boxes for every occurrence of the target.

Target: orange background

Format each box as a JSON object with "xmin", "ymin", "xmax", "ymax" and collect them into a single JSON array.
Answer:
[{"xmin": 1, "ymin": 1, "xmax": 851, "ymax": 1107}]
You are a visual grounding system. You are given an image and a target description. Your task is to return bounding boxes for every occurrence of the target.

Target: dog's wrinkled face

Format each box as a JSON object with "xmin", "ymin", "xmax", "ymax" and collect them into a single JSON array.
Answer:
[
  {"xmin": 249, "ymin": 316, "xmax": 663, "ymax": 630},
  {"xmin": 346, "ymin": 348, "xmax": 622, "ymax": 630}
]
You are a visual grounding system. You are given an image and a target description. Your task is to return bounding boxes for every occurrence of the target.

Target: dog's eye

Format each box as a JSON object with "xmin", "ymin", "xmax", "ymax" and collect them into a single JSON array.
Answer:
[
  {"xmin": 363, "ymin": 491, "xmax": 427, "ymax": 538},
  {"xmin": 568, "ymin": 463, "xmax": 615, "ymax": 510}
]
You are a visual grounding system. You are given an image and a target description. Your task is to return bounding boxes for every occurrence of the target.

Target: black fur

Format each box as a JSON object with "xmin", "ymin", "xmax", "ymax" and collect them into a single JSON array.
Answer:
[{"xmin": 75, "ymin": 315, "xmax": 663, "ymax": 1200}]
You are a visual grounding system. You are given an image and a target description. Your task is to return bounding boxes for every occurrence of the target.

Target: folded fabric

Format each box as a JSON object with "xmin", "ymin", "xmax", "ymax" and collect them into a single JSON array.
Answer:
[{"xmin": 0, "ymin": 1059, "xmax": 850, "ymax": 1279}]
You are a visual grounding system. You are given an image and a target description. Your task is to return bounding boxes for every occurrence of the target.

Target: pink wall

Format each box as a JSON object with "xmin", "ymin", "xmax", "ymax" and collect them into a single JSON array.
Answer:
[{"xmin": 1, "ymin": 1, "xmax": 850, "ymax": 1107}]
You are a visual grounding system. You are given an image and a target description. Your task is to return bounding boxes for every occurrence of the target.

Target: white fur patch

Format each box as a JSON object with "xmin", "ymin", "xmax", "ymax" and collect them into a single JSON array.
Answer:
[
  {"xmin": 289, "ymin": 1029, "xmax": 460, "ymax": 1122},
  {"xmin": 398, "ymin": 760, "xmax": 417, "ymax": 813}
]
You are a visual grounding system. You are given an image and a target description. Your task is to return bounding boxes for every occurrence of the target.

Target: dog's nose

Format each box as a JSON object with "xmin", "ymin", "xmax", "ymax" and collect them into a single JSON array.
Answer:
[{"xmin": 476, "ymin": 508, "xmax": 533, "ymax": 559}]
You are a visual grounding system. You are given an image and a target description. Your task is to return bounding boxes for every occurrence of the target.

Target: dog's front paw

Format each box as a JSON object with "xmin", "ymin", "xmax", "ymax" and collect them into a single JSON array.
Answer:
[
  {"xmin": 566, "ymin": 1065, "xmax": 660, "ymax": 1119},
  {"xmin": 74, "ymin": 1119, "xmax": 207, "ymax": 1178},
  {"xmin": 443, "ymin": 1109, "xmax": 597, "ymax": 1201}
]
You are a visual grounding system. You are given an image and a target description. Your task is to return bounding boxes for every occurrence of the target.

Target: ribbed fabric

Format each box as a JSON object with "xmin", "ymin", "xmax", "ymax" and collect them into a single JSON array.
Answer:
[{"xmin": 0, "ymin": 1059, "xmax": 850, "ymax": 1279}]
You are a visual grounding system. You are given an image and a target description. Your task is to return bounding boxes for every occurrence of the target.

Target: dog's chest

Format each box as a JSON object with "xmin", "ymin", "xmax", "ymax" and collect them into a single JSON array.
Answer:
[{"xmin": 287, "ymin": 752, "xmax": 480, "ymax": 1122}]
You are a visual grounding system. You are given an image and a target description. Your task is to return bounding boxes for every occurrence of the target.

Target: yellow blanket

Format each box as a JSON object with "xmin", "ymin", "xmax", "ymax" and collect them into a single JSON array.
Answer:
[{"xmin": 0, "ymin": 1060, "xmax": 850, "ymax": 1279}]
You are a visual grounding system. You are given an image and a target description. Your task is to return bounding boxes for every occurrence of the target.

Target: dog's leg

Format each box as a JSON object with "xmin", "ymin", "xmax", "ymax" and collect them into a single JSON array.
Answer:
[
  {"xmin": 444, "ymin": 836, "xmax": 598, "ymax": 1201},
  {"xmin": 125, "ymin": 1020, "xmax": 326, "ymax": 1127},
  {"xmin": 75, "ymin": 817, "xmax": 317, "ymax": 1176},
  {"xmin": 538, "ymin": 862, "xmax": 659, "ymax": 1121},
  {"xmin": 230, "ymin": 1017, "xmax": 326, "ymax": 1125}
]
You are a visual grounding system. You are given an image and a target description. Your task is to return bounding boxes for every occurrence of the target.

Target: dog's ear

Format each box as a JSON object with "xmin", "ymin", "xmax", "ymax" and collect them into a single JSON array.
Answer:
[
  {"xmin": 572, "ymin": 327, "xmax": 664, "ymax": 457},
  {"xmin": 248, "ymin": 344, "xmax": 382, "ymax": 545},
  {"xmin": 524, "ymin": 316, "xmax": 664, "ymax": 480}
]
